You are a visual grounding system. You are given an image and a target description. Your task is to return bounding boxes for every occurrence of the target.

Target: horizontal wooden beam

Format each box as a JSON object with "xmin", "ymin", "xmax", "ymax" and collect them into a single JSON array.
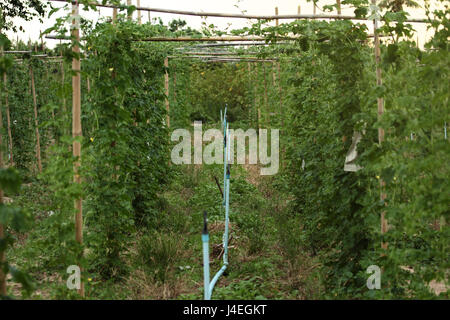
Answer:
[
  {"xmin": 173, "ymin": 52, "xmax": 241, "ymax": 56},
  {"xmin": 169, "ymin": 55, "xmax": 277, "ymax": 60},
  {"xmin": 45, "ymin": 35, "xmax": 73, "ymax": 40},
  {"xmin": 205, "ymin": 59, "xmax": 275, "ymax": 63},
  {"xmin": 46, "ymin": 35, "xmax": 293, "ymax": 42},
  {"xmin": 179, "ymin": 42, "xmax": 284, "ymax": 48},
  {"xmin": 134, "ymin": 36, "xmax": 292, "ymax": 42},
  {"xmin": 48, "ymin": 0, "xmax": 429, "ymax": 23},
  {"xmin": 46, "ymin": 35, "xmax": 283, "ymax": 47},
  {"xmin": 4, "ymin": 51, "xmax": 32, "ymax": 54}
]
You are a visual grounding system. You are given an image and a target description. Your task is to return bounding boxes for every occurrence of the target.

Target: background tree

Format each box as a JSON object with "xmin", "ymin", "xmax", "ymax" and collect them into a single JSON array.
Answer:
[
  {"xmin": 0, "ymin": 1, "xmax": 46, "ymax": 32},
  {"xmin": 379, "ymin": 0, "xmax": 419, "ymax": 12}
]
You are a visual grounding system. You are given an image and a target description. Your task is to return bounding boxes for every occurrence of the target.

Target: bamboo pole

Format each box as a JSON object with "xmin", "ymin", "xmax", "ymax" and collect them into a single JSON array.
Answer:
[
  {"xmin": 127, "ymin": 0, "xmax": 132, "ymax": 21},
  {"xmin": 174, "ymin": 52, "xmax": 242, "ymax": 56},
  {"xmin": 44, "ymin": 60, "xmax": 55, "ymax": 120},
  {"xmin": 158, "ymin": 41, "xmax": 285, "ymax": 48},
  {"xmin": 247, "ymin": 62, "xmax": 252, "ymax": 126},
  {"xmin": 28, "ymin": 41, "xmax": 32, "ymax": 95},
  {"xmin": 371, "ymin": 0, "xmax": 387, "ymax": 250},
  {"xmin": 205, "ymin": 58, "xmax": 276, "ymax": 63},
  {"xmin": 3, "ymin": 73, "xmax": 13, "ymax": 165},
  {"xmin": 72, "ymin": 1, "xmax": 84, "ymax": 297},
  {"xmin": 4, "ymin": 51, "xmax": 32, "ymax": 54},
  {"xmin": 275, "ymin": 7, "xmax": 279, "ymax": 27},
  {"xmin": 47, "ymin": 1, "xmax": 429, "ymax": 23},
  {"xmin": 137, "ymin": 0, "xmax": 142, "ymax": 24},
  {"xmin": 0, "ymin": 210, "xmax": 4, "ymax": 297},
  {"xmin": 173, "ymin": 68, "xmax": 177, "ymax": 101},
  {"xmin": 113, "ymin": 7, "xmax": 117, "ymax": 22},
  {"xmin": 168, "ymin": 55, "xmax": 275, "ymax": 60},
  {"xmin": 0, "ymin": 46, "xmax": 5, "ymax": 297},
  {"xmin": 133, "ymin": 34, "xmax": 381, "ymax": 43},
  {"xmin": 271, "ymin": 62, "xmax": 278, "ymax": 126},
  {"xmin": 30, "ymin": 65, "xmax": 43, "ymax": 173},
  {"xmin": 298, "ymin": 5, "xmax": 301, "ymax": 15},
  {"xmin": 60, "ymin": 44, "xmax": 67, "ymax": 129},
  {"xmin": 1, "ymin": 48, "xmax": 14, "ymax": 166},
  {"xmin": 277, "ymin": 62, "xmax": 283, "ymax": 127},
  {"xmin": 272, "ymin": 62, "xmax": 276, "ymax": 87},
  {"xmin": 0, "ymin": 107, "xmax": 4, "ymax": 298},
  {"xmin": 136, "ymin": 36, "xmax": 291, "ymax": 42},
  {"xmin": 255, "ymin": 66, "xmax": 260, "ymax": 131},
  {"xmin": 164, "ymin": 57, "xmax": 170, "ymax": 128},
  {"xmin": 263, "ymin": 63, "xmax": 268, "ymax": 126}
]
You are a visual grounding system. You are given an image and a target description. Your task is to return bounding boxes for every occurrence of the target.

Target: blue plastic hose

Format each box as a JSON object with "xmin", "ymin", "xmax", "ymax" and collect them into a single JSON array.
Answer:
[{"xmin": 202, "ymin": 107, "xmax": 231, "ymax": 300}]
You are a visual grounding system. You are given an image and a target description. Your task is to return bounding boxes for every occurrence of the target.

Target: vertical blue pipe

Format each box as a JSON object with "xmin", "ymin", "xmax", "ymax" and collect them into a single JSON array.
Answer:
[
  {"xmin": 223, "ymin": 164, "xmax": 230, "ymax": 265},
  {"xmin": 445, "ymin": 122, "xmax": 447, "ymax": 140},
  {"xmin": 223, "ymin": 111, "xmax": 227, "ymax": 207},
  {"xmin": 202, "ymin": 211, "xmax": 210, "ymax": 300},
  {"xmin": 202, "ymin": 234, "xmax": 210, "ymax": 300},
  {"xmin": 203, "ymin": 108, "xmax": 232, "ymax": 300}
]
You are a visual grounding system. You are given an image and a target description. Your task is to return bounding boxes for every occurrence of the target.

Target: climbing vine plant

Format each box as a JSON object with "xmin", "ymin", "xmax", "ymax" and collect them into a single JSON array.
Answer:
[{"xmin": 82, "ymin": 19, "xmax": 171, "ymax": 279}]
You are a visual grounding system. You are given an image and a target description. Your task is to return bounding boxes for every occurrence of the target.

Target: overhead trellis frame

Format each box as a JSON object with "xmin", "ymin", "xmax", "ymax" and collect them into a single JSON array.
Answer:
[
  {"xmin": 48, "ymin": 0, "xmax": 429, "ymax": 23},
  {"xmin": 41, "ymin": 0, "xmax": 435, "ymax": 296},
  {"xmin": 134, "ymin": 36, "xmax": 296, "ymax": 42}
]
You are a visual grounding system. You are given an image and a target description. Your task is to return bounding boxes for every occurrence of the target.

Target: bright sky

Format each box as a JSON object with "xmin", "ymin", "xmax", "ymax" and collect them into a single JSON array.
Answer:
[{"xmin": 5, "ymin": 0, "xmax": 442, "ymax": 49}]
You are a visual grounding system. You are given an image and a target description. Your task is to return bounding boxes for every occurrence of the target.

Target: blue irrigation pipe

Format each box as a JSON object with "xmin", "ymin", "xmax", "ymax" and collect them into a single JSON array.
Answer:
[
  {"xmin": 203, "ymin": 107, "xmax": 231, "ymax": 300},
  {"xmin": 202, "ymin": 211, "xmax": 210, "ymax": 300},
  {"xmin": 445, "ymin": 122, "xmax": 447, "ymax": 140},
  {"xmin": 202, "ymin": 211, "xmax": 209, "ymax": 300},
  {"xmin": 223, "ymin": 107, "xmax": 227, "ymax": 207}
]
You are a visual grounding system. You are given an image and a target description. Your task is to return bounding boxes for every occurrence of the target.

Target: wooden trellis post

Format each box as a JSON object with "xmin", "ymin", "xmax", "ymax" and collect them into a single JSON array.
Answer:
[
  {"xmin": 43, "ymin": 60, "xmax": 55, "ymax": 121},
  {"xmin": 256, "ymin": 66, "xmax": 261, "ymax": 130},
  {"xmin": 113, "ymin": 7, "xmax": 117, "ymax": 22},
  {"xmin": 1, "ymin": 52, "xmax": 13, "ymax": 166},
  {"xmin": 30, "ymin": 64, "xmax": 43, "ymax": 173},
  {"xmin": 277, "ymin": 62, "xmax": 283, "ymax": 128},
  {"xmin": 72, "ymin": 1, "xmax": 84, "ymax": 297},
  {"xmin": 272, "ymin": 7, "xmax": 279, "ymax": 127},
  {"xmin": 0, "ymin": 45, "xmax": 5, "ymax": 296},
  {"xmin": 371, "ymin": 0, "xmax": 387, "ymax": 250},
  {"xmin": 173, "ymin": 67, "xmax": 177, "ymax": 101},
  {"xmin": 60, "ymin": 62, "xmax": 66, "ymax": 114},
  {"xmin": 0, "ymin": 211, "xmax": 4, "ymax": 296},
  {"xmin": 247, "ymin": 62, "xmax": 252, "ymax": 126},
  {"xmin": 4, "ymin": 74, "xmax": 13, "ymax": 166},
  {"xmin": 275, "ymin": 7, "xmax": 279, "ymax": 26},
  {"xmin": 127, "ymin": 0, "xmax": 132, "ymax": 21},
  {"xmin": 164, "ymin": 56, "xmax": 170, "ymax": 128},
  {"xmin": 59, "ymin": 42, "xmax": 68, "ymax": 138},
  {"xmin": 137, "ymin": 0, "xmax": 142, "ymax": 24},
  {"xmin": 263, "ymin": 63, "xmax": 268, "ymax": 126},
  {"xmin": 272, "ymin": 61, "xmax": 277, "ymax": 113},
  {"xmin": 0, "ymin": 85, "xmax": 4, "ymax": 297}
]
